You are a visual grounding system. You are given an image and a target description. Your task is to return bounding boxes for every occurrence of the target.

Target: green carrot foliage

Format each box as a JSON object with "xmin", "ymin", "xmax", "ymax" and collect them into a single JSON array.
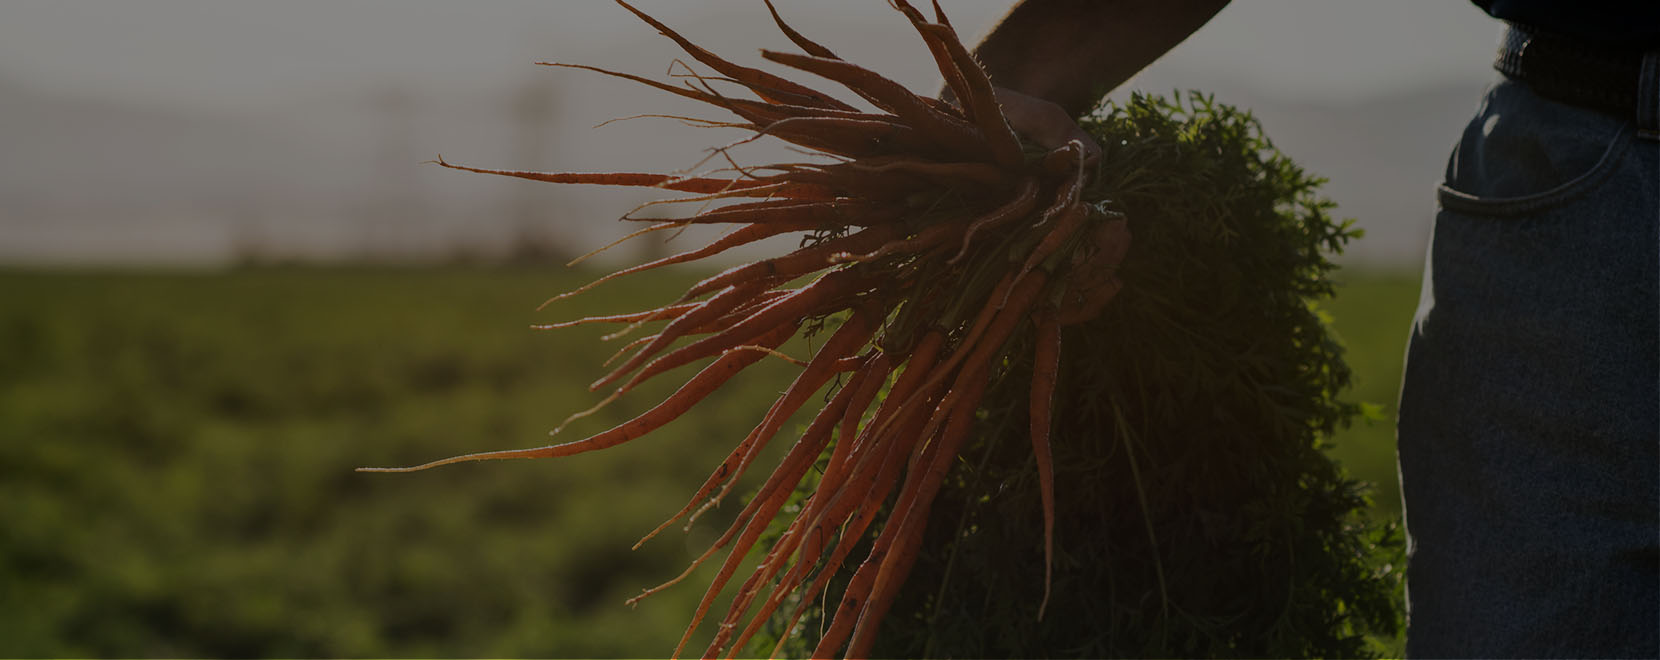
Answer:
[{"xmin": 769, "ymin": 92, "xmax": 1402, "ymax": 658}]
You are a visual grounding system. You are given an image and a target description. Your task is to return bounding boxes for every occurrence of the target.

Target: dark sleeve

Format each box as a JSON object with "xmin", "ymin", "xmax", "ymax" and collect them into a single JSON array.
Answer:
[{"xmin": 1473, "ymin": 0, "xmax": 1660, "ymax": 48}]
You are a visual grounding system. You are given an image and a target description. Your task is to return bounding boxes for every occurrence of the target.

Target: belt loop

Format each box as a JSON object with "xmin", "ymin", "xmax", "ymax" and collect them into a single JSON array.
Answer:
[{"xmin": 1639, "ymin": 50, "xmax": 1660, "ymax": 141}]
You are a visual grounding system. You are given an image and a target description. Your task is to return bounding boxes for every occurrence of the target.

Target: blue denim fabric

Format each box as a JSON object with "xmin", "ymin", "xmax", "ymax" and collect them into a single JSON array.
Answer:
[{"xmin": 1397, "ymin": 76, "xmax": 1659, "ymax": 658}]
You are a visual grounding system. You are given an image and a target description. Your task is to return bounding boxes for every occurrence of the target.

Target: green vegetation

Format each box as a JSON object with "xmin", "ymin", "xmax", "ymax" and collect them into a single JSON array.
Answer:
[
  {"xmin": 843, "ymin": 95, "xmax": 1408, "ymax": 658},
  {"xmin": 1319, "ymin": 271, "xmax": 1423, "ymax": 519},
  {"xmin": 0, "ymin": 265, "xmax": 1417, "ymax": 657}
]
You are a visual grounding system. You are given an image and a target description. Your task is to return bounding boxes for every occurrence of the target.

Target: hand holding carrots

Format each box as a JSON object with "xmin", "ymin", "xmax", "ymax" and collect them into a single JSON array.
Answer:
[
  {"xmin": 993, "ymin": 86, "xmax": 1103, "ymax": 165},
  {"xmin": 362, "ymin": 2, "xmax": 1133, "ymax": 657}
]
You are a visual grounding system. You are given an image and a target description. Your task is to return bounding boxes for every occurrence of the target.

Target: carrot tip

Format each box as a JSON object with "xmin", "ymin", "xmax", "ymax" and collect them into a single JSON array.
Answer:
[{"xmin": 354, "ymin": 463, "xmax": 439, "ymax": 474}]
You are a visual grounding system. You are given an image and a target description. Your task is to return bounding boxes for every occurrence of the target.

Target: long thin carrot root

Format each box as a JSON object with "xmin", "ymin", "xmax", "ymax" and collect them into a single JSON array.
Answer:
[{"xmin": 385, "ymin": 3, "xmax": 1144, "ymax": 658}]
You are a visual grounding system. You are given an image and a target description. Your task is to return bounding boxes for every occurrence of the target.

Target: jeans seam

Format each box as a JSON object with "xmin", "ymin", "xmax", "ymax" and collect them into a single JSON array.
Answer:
[
  {"xmin": 1638, "ymin": 52, "xmax": 1659, "ymax": 140},
  {"xmin": 1436, "ymin": 123, "xmax": 1634, "ymax": 217}
]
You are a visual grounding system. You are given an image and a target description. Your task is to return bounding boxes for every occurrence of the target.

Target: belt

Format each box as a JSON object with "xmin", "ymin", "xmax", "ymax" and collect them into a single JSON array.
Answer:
[{"xmin": 1495, "ymin": 23, "xmax": 1652, "ymax": 123}]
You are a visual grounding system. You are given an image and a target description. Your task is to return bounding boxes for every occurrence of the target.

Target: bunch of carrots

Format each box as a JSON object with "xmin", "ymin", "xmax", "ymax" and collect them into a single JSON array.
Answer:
[{"xmin": 361, "ymin": 2, "xmax": 1131, "ymax": 657}]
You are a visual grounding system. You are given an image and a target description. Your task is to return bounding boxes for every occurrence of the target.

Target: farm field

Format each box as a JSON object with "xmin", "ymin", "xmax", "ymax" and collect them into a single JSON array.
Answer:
[{"xmin": 0, "ymin": 266, "xmax": 1419, "ymax": 657}]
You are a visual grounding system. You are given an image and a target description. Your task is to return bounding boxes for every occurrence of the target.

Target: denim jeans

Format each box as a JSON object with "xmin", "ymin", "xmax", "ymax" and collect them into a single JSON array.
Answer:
[{"xmin": 1397, "ymin": 74, "xmax": 1659, "ymax": 658}]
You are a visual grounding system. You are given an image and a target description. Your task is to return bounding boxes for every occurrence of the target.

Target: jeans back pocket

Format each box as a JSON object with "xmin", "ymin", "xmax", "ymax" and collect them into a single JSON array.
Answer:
[{"xmin": 1438, "ymin": 78, "xmax": 1631, "ymax": 217}]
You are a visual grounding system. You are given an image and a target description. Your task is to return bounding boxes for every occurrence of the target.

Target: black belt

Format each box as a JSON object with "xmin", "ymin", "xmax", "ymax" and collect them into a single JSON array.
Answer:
[{"xmin": 1495, "ymin": 24, "xmax": 1648, "ymax": 121}]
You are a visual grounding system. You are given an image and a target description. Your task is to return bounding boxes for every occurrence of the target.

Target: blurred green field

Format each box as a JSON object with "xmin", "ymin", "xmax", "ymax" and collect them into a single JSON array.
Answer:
[
  {"xmin": 1320, "ymin": 270, "xmax": 1423, "ymax": 520},
  {"xmin": 0, "ymin": 265, "xmax": 1420, "ymax": 657}
]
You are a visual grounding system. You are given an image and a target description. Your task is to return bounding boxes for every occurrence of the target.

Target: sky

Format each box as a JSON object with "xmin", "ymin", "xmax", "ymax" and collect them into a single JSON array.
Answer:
[
  {"xmin": 0, "ymin": 1, "xmax": 1500, "ymax": 110},
  {"xmin": 0, "ymin": 1, "xmax": 1505, "ymax": 265}
]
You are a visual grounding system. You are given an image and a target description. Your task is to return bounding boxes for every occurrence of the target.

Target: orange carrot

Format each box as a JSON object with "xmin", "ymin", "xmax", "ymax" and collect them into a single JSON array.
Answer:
[
  {"xmin": 630, "ymin": 199, "xmax": 873, "ymax": 225},
  {"xmin": 808, "ymin": 493, "xmax": 897, "ymax": 658},
  {"xmin": 1032, "ymin": 142, "xmax": 1086, "ymax": 224},
  {"xmin": 593, "ymin": 280, "xmax": 785, "ymax": 354},
  {"xmin": 915, "ymin": 22, "xmax": 1026, "ymax": 170},
  {"xmin": 594, "ymin": 290, "xmax": 781, "ymax": 344},
  {"xmin": 558, "ymin": 300, "xmax": 789, "ymax": 436},
  {"xmin": 850, "ymin": 272, "xmax": 1015, "ymax": 451},
  {"xmin": 832, "ymin": 220, "xmax": 963, "ymax": 264},
  {"xmin": 639, "ymin": 303, "xmax": 880, "ymax": 551},
  {"xmin": 812, "ymin": 329, "xmax": 946, "ymax": 469},
  {"xmin": 760, "ymin": 0, "xmax": 928, "ymax": 120},
  {"xmin": 760, "ymin": 49, "xmax": 969, "ymax": 139},
  {"xmin": 949, "ymin": 175, "xmax": 1042, "ymax": 264},
  {"xmin": 737, "ymin": 101, "xmax": 907, "ymax": 126},
  {"xmin": 565, "ymin": 220, "xmax": 687, "ymax": 268},
  {"xmin": 661, "ymin": 306, "xmax": 881, "ymax": 657},
  {"xmin": 530, "ymin": 301, "xmax": 701, "ymax": 330},
  {"xmin": 833, "ymin": 288, "xmax": 1046, "ymax": 656},
  {"xmin": 542, "ymin": 61, "xmax": 937, "ymax": 165},
  {"xmin": 929, "ymin": 0, "xmax": 953, "ymax": 26},
  {"xmin": 634, "ymin": 349, "xmax": 873, "ymax": 561},
  {"xmin": 730, "ymin": 508, "xmax": 840, "ymax": 660},
  {"xmin": 763, "ymin": 0, "xmax": 838, "ymax": 59},
  {"xmin": 837, "ymin": 353, "xmax": 893, "ymax": 449},
  {"xmin": 807, "ymin": 349, "xmax": 909, "ymax": 522},
  {"xmin": 847, "ymin": 156, "xmax": 1007, "ymax": 187},
  {"xmin": 1012, "ymin": 201, "xmax": 1088, "ymax": 290},
  {"xmin": 828, "ymin": 354, "xmax": 873, "ymax": 372},
  {"xmin": 889, "ymin": 0, "xmax": 975, "ymax": 122},
  {"xmin": 749, "ymin": 51, "xmax": 899, "ymax": 117},
  {"xmin": 1085, "ymin": 214, "xmax": 1132, "ymax": 271},
  {"xmin": 776, "ymin": 333, "xmax": 944, "ymax": 582},
  {"xmin": 734, "ymin": 109, "xmax": 924, "ymax": 152},
  {"xmin": 1055, "ymin": 215, "xmax": 1130, "ymax": 325},
  {"xmin": 618, "ymin": 269, "xmax": 874, "ymax": 394},
  {"xmin": 774, "ymin": 163, "xmax": 937, "ymax": 202},
  {"xmin": 789, "ymin": 351, "xmax": 889, "ymax": 531},
  {"xmin": 434, "ymin": 155, "xmax": 836, "ymax": 199},
  {"xmin": 722, "ymin": 359, "xmax": 893, "ymax": 655},
  {"xmin": 543, "ymin": 60, "xmax": 875, "ymax": 131},
  {"xmin": 772, "ymin": 349, "xmax": 953, "ymax": 656},
  {"xmin": 355, "ymin": 322, "xmax": 796, "ymax": 475},
  {"xmin": 759, "ymin": 50, "xmax": 990, "ymax": 162},
  {"xmin": 750, "ymin": 402, "xmax": 925, "ymax": 657},
  {"xmin": 643, "ymin": 355, "xmax": 865, "ymax": 630},
  {"xmin": 1039, "ymin": 136, "xmax": 1086, "ymax": 175},
  {"xmin": 540, "ymin": 223, "xmax": 815, "ymax": 308},
  {"xmin": 768, "ymin": 415, "xmax": 913, "ymax": 659},
  {"xmin": 682, "ymin": 225, "xmax": 898, "ymax": 299},
  {"xmin": 704, "ymin": 303, "xmax": 884, "ymax": 510},
  {"xmin": 666, "ymin": 462, "xmax": 801, "ymax": 660},
  {"xmin": 602, "ymin": 334, "xmax": 658, "ymax": 369},
  {"xmin": 904, "ymin": 271, "xmax": 1049, "ymax": 454},
  {"xmin": 755, "ymin": 115, "xmax": 933, "ymax": 159},
  {"xmin": 614, "ymin": 0, "xmax": 856, "ymax": 111},
  {"xmin": 798, "ymin": 381, "xmax": 945, "ymax": 660},
  {"xmin": 592, "ymin": 279, "xmax": 772, "ymax": 392},
  {"xmin": 681, "ymin": 289, "xmax": 796, "ymax": 338},
  {"xmin": 846, "ymin": 372, "xmax": 989, "ymax": 659},
  {"xmin": 396, "ymin": 3, "xmax": 1145, "ymax": 654}
]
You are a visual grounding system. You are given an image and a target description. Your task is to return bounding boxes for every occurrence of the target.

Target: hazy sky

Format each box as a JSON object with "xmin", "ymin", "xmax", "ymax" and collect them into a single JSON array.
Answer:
[
  {"xmin": 0, "ymin": 1, "xmax": 1506, "ymax": 265},
  {"xmin": 0, "ymin": 1, "xmax": 1500, "ymax": 112}
]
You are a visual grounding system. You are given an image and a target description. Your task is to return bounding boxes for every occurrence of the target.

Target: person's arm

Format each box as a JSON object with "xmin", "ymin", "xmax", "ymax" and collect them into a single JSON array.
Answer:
[
  {"xmin": 976, "ymin": 0, "xmax": 1232, "ymax": 118},
  {"xmin": 966, "ymin": 0, "xmax": 1230, "ymax": 157}
]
